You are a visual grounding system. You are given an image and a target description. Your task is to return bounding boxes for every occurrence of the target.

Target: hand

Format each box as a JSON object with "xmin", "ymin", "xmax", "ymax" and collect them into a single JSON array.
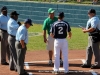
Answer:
[
  {"xmin": 44, "ymin": 38, "xmax": 47, "ymax": 43},
  {"xmin": 68, "ymin": 35, "xmax": 71, "ymax": 39},
  {"xmin": 17, "ymin": 21, "xmax": 21, "ymax": 26},
  {"xmin": 82, "ymin": 28, "xmax": 86, "ymax": 33}
]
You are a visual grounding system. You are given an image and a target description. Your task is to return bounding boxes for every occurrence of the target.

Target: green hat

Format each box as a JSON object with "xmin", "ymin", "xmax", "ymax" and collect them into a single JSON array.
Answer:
[{"xmin": 48, "ymin": 8, "xmax": 55, "ymax": 13}]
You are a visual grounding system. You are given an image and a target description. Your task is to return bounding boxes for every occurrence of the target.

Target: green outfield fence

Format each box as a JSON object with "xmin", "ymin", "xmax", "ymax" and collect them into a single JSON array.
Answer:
[{"xmin": 0, "ymin": 0, "xmax": 100, "ymax": 27}]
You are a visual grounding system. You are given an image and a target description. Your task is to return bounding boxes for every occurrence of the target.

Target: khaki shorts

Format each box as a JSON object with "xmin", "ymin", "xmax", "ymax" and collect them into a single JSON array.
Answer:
[{"xmin": 46, "ymin": 35, "xmax": 54, "ymax": 51}]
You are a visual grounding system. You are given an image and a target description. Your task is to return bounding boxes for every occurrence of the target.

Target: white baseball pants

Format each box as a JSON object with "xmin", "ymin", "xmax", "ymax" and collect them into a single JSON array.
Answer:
[{"xmin": 54, "ymin": 39, "xmax": 69, "ymax": 72}]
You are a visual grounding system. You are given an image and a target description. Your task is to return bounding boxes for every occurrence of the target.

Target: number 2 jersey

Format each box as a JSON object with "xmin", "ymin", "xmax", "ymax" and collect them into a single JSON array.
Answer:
[{"xmin": 50, "ymin": 20, "xmax": 71, "ymax": 39}]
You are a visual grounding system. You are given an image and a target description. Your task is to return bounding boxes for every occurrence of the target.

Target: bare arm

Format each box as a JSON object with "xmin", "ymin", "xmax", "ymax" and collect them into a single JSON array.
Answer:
[
  {"xmin": 82, "ymin": 28, "xmax": 95, "ymax": 33},
  {"xmin": 68, "ymin": 32, "xmax": 72, "ymax": 39},
  {"xmin": 43, "ymin": 30, "xmax": 47, "ymax": 43},
  {"xmin": 20, "ymin": 40, "xmax": 25, "ymax": 48},
  {"xmin": 50, "ymin": 33, "xmax": 54, "ymax": 38}
]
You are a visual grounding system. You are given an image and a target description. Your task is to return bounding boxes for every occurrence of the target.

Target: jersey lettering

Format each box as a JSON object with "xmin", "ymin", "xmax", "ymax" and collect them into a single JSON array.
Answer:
[{"xmin": 58, "ymin": 27, "xmax": 63, "ymax": 34}]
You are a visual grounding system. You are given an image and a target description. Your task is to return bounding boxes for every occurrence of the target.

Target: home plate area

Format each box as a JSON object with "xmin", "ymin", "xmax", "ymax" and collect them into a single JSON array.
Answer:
[{"xmin": 24, "ymin": 59, "xmax": 100, "ymax": 75}]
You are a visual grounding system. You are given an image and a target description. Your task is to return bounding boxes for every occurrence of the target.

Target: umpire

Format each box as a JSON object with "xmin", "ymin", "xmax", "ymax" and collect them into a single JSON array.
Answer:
[
  {"xmin": 15, "ymin": 19, "xmax": 33, "ymax": 75},
  {"xmin": 7, "ymin": 11, "xmax": 20, "ymax": 71},
  {"xmin": 0, "ymin": 6, "xmax": 10, "ymax": 65},
  {"xmin": 81, "ymin": 9, "xmax": 100, "ymax": 69}
]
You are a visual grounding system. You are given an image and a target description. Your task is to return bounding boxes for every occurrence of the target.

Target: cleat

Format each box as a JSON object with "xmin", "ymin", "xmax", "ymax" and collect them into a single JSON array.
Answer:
[
  {"xmin": 60, "ymin": 59, "xmax": 63, "ymax": 65},
  {"xmin": 48, "ymin": 60, "xmax": 53, "ymax": 65}
]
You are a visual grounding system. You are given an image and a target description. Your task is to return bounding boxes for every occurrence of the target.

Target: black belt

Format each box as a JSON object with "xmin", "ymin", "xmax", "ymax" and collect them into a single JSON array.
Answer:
[
  {"xmin": 1, "ymin": 29, "xmax": 7, "ymax": 32},
  {"xmin": 9, "ymin": 34, "xmax": 15, "ymax": 38},
  {"xmin": 16, "ymin": 40, "xmax": 26, "ymax": 45}
]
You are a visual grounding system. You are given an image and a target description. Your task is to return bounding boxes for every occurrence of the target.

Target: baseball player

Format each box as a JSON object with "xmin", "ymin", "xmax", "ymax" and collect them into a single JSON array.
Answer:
[
  {"xmin": 42, "ymin": 8, "xmax": 63, "ymax": 65},
  {"xmin": 15, "ymin": 19, "xmax": 33, "ymax": 75},
  {"xmin": 7, "ymin": 11, "xmax": 20, "ymax": 71},
  {"xmin": 50, "ymin": 12, "xmax": 72, "ymax": 74}
]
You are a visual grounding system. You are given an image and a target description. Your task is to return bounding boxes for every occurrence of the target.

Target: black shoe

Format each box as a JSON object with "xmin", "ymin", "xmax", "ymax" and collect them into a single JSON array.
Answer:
[
  {"xmin": 19, "ymin": 72, "xmax": 29, "ymax": 75},
  {"xmin": 15, "ymin": 69, "xmax": 17, "ymax": 72},
  {"xmin": 81, "ymin": 64, "xmax": 91, "ymax": 68},
  {"xmin": 91, "ymin": 65, "xmax": 100, "ymax": 69},
  {"xmin": 10, "ymin": 69, "xmax": 15, "ymax": 71},
  {"xmin": 1, "ymin": 62, "xmax": 9, "ymax": 65}
]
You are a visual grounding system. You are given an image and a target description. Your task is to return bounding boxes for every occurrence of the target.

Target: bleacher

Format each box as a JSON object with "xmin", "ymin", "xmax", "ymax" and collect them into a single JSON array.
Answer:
[{"xmin": 0, "ymin": 1, "xmax": 100, "ymax": 27}]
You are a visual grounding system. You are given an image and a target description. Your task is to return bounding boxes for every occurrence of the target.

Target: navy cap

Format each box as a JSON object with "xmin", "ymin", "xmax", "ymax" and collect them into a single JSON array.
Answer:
[
  {"xmin": 1, "ymin": 6, "xmax": 7, "ymax": 11},
  {"xmin": 58, "ymin": 12, "xmax": 64, "ymax": 17},
  {"xmin": 24, "ymin": 19, "xmax": 33, "ymax": 26},
  {"xmin": 10, "ymin": 11, "xmax": 19, "ymax": 16},
  {"xmin": 88, "ymin": 9, "xmax": 96, "ymax": 14}
]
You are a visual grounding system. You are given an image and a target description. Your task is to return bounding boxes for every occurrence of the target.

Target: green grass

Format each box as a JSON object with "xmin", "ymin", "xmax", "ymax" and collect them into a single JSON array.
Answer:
[
  {"xmin": 21, "ymin": 0, "xmax": 100, "ymax": 5},
  {"xmin": 27, "ymin": 24, "xmax": 88, "ymax": 51}
]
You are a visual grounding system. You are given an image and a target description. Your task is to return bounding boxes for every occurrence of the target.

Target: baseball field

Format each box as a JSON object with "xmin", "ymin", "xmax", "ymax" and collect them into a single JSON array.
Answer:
[
  {"xmin": 27, "ymin": 24, "xmax": 88, "ymax": 50},
  {"xmin": 0, "ymin": 24, "xmax": 100, "ymax": 75}
]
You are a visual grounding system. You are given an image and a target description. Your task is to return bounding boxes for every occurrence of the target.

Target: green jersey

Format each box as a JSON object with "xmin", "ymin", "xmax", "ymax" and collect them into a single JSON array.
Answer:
[{"xmin": 42, "ymin": 17, "xmax": 58, "ymax": 35}]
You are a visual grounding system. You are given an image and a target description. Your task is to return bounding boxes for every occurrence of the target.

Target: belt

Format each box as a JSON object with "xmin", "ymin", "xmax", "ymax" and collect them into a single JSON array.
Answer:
[
  {"xmin": 1, "ymin": 29, "xmax": 7, "ymax": 32},
  {"xmin": 9, "ymin": 34, "xmax": 15, "ymax": 38},
  {"xmin": 55, "ymin": 38, "xmax": 66, "ymax": 39},
  {"xmin": 16, "ymin": 40, "xmax": 26, "ymax": 45}
]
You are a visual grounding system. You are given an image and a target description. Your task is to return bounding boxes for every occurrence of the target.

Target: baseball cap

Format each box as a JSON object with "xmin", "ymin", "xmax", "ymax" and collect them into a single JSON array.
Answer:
[
  {"xmin": 1, "ymin": 6, "xmax": 7, "ymax": 11},
  {"xmin": 48, "ymin": 8, "xmax": 55, "ymax": 13},
  {"xmin": 88, "ymin": 9, "xmax": 96, "ymax": 14},
  {"xmin": 58, "ymin": 12, "xmax": 64, "ymax": 17},
  {"xmin": 10, "ymin": 11, "xmax": 19, "ymax": 16},
  {"xmin": 24, "ymin": 19, "xmax": 33, "ymax": 26}
]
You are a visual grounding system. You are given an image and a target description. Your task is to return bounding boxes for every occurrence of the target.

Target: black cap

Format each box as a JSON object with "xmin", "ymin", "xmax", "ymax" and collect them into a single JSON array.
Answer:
[
  {"xmin": 10, "ymin": 11, "xmax": 19, "ymax": 16},
  {"xmin": 58, "ymin": 12, "xmax": 64, "ymax": 17},
  {"xmin": 1, "ymin": 6, "xmax": 7, "ymax": 11},
  {"xmin": 88, "ymin": 9, "xmax": 96, "ymax": 14},
  {"xmin": 24, "ymin": 19, "xmax": 33, "ymax": 26}
]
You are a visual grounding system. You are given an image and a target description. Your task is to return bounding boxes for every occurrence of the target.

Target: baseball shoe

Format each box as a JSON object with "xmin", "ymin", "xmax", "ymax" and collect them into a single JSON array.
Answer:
[
  {"xmin": 91, "ymin": 65, "xmax": 100, "ymax": 69},
  {"xmin": 81, "ymin": 64, "xmax": 91, "ymax": 68},
  {"xmin": 60, "ymin": 59, "xmax": 63, "ymax": 65},
  {"xmin": 52, "ymin": 71, "xmax": 59, "ymax": 75},
  {"xmin": 1, "ymin": 62, "xmax": 9, "ymax": 65},
  {"xmin": 19, "ymin": 71, "xmax": 29, "ymax": 75},
  {"xmin": 48, "ymin": 60, "xmax": 53, "ymax": 65}
]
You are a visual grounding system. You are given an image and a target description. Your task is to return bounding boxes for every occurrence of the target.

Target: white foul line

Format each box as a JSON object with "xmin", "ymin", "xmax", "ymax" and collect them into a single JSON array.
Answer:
[
  {"xmin": 81, "ymin": 59, "xmax": 86, "ymax": 64},
  {"xmin": 28, "ymin": 59, "xmax": 85, "ymax": 63},
  {"xmin": 80, "ymin": 60, "xmax": 98, "ymax": 75},
  {"xmin": 24, "ymin": 62, "xmax": 30, "ymax": 69},
  {"xmin": 24, "ymin": 62, "xmax": 33, "ymax": 75},
  {"xmin": 28, "ymin": 72, "xmax": 33, "ymax": 75},
  {"xmin": 25, "ymin": 59, "xmax": 98, "ymax": 75}
]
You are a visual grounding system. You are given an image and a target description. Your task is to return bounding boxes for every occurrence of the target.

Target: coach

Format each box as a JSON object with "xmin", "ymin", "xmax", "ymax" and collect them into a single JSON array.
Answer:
[
  {"xmin": 81, "ymin": 9, "xmax": 100, "ymax": 69},
  {"xmin": 42, "ymin": 8, "xmax": 63, "ymax": 65},
  {"xmin": 15, "ymin": 19, "xmax": 33, "ymax": 75},
  {"xmin": 7, "ymin": 11, "xmax": 20, "ymax": 71},
  {"xmin": 0, "ymin": 6, "xmax": 10, "ymax": 65}
]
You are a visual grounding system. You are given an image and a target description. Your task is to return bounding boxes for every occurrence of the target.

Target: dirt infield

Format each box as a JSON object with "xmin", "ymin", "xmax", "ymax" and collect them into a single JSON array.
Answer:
[{"xmin": 0, "ymin": 50, "xmax": 100, "ymax": 75}]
